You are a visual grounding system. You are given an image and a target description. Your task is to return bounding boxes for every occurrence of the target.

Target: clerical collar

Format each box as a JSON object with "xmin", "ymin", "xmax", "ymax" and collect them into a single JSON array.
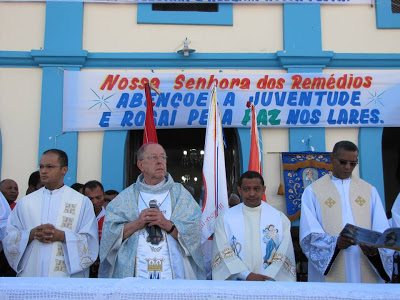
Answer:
[
  {"xmin": 330, "ymin": 174, "xmax": 352, "ymax": 181},
  {"xmin": 97, "ymin": 206, "xmax": 106, "ymax": 221},
  {"xmin": 243, "ymin": 203, "xmax": 262, "ymax": 213},
  {"xmin": 140, "ymin": 176, "xmax": 167, "ymax": 188},
  {"xmin": 136, "ymin": 173, "xmax": 174, "ymax": 194},
  {"xmin": 44, "ymin": 184, "xmax": 65, "ymax": 195}
]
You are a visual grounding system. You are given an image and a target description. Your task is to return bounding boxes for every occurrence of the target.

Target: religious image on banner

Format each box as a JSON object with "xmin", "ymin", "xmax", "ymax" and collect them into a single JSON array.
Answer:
[{"xmin": 282, "ymin": 152, "xmax": 332, "ymax": 221}]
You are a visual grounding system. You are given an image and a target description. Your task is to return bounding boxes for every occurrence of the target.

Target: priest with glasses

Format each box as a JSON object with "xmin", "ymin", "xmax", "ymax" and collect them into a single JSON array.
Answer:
[{"xmin": 99, "ymin": 142, "xmax": 205, "ymax": 279}]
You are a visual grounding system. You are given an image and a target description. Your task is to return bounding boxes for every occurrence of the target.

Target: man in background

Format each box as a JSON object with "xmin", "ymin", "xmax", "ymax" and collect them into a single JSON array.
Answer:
[
  {"xmin": 0, "ymin": 179, "xmax": 19, "ymax": 209},
  {"xmin": 228, "ymin": 193, "xmax": 241, "ymax": 208},
  {"xmin": 71, "ymin": 183, "xmax": 84, "ymax": 194},
  {"xmin": 105, "ymin": 190, "xmax": 119, "ymax": 201},
  {"xmin": 104, "ymin": 189, "xmax": 119, "ymax": 208},
  {"xmin": 84, "ymin": 180, "xmax": 106, "ymax": 278},
  {"xmin": 84, "ymin": 180, "xmax": 106, "ymax": 241},
  {"xmin": 26, "ymin": 171, "xmax": 44, "ymax": 195}
]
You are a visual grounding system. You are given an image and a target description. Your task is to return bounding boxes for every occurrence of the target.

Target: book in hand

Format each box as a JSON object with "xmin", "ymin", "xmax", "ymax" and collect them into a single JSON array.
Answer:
[{"xmin": 339, "ymin": 223, "xmax": 400, "ymax": 251}]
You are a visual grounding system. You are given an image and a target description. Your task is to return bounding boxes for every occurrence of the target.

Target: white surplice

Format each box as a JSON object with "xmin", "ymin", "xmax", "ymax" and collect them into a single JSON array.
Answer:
[
  {"xmin": 4, "ymin": 186, "xmax": 99, "ymax": 277},
  {"xmin": 0, "ymin": 192, "xmax": 11, "ymax": 252},
  {"xmin": 391, "ymin": 193, "xmax": 400, "ymax": 228},
  {"xmin": 300, "ymin": 175, "xmax": 393, "ymax": 283}
]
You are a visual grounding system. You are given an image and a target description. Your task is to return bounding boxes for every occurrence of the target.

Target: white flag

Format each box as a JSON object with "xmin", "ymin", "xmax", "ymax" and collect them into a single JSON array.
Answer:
[{"xmin": 200, "ymin": 86, "xmax": 229, "ymax": 278}]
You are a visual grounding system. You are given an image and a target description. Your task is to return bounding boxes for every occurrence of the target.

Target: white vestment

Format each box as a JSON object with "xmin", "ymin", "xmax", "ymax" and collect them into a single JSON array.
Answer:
[
  {"xmin": 300, "ymin": 175, "xmax": 393, "ymax": 283},
  {"xmin": 4, "ymin": 186, "xmax": 99, "ymax": 277},
  {"xmin": 391, "ymin": 192, "xmax": 400, "ymax": 228},
  {"xmin": 0, "ymin": 192, "xmax": 11, "ymax": 252},
  {"xmin": 135, "ymin": 190, "xmax": 185, "ymax": 279},
  {"xmin": 212, "ymin": 202, "xmax": 296, "ymax": 281}
]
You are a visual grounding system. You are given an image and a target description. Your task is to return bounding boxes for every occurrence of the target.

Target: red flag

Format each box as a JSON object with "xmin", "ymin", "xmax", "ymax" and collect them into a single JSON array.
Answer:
[
  {"xmin": 247, "ymin": 101, "xmax": 267, "ymax": 202},
  {"xmin": 143, "ymin": 83, "xmax": 158, "ymax": 145}
]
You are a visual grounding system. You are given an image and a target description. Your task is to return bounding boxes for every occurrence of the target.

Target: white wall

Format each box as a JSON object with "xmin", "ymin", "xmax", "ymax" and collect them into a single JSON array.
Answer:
[
  {"xmin": 321, "ymin": 6, "xmax": 400, "ymax": 53},
  {"xmin": 0, "ymin": 3, "xmax": 44, "ymax": 199},
  {"xmin": 0, "ymin": 3, "xmax": 45, "ymax": 51},
  {"xmin": 76, "ymin": 131, "xmax": 104, "ymax": 185},
  {"xmin": 82, "ymin": 4, "xmax": 283, "ymax": 53},
  {"xmin": 261, "ymin": 128, "xmax": 289, "ymax": 214},
  {"xmin": 0, "ymin": 68, "xmax": 43, "ymax": 199}
]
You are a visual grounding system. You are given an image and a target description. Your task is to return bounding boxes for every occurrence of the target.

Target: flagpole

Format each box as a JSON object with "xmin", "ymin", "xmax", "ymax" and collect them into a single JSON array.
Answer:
[{"xmin": 213, "ymin": 87, "xmax": 218, "ymax": 218}]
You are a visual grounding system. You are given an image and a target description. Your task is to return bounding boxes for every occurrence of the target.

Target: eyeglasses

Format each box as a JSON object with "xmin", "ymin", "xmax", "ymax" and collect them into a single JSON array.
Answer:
[
  {"xmin": 334, "ymin": 156, "xmax": 358, "ymax": 167},
  {"xmin": 38, "ymin": 164, "xmax": 62, "ymax": 170},
  {"xmin": 143, "ymin": 155, "xmax": 167, "ymax": 162}
]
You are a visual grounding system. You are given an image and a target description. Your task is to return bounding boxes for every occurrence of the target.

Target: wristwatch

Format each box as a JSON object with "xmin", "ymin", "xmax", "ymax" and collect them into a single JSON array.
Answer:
[{"xmin": 167, "ymin": 222, "xmax": 175, "ymax": 234}]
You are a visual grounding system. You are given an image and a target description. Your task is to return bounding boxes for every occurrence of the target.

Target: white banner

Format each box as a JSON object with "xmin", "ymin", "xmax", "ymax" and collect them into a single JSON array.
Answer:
[
  {"xmin": 63, "ymin": 71, "xmax": 400, "ymax": 131},
  {"xmin": 200, "ymin": 86, "xmax": 229, "ymax": 279},
  {"xmin": 201, "ymin": 86, "xmax": 228, "ymax": 244}
]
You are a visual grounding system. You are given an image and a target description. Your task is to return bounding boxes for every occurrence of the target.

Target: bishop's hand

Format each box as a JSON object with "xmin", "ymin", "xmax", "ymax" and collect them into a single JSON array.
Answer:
[{"xmin": 144, "ymin": 208, "xmax": 171, "ymax": 231}]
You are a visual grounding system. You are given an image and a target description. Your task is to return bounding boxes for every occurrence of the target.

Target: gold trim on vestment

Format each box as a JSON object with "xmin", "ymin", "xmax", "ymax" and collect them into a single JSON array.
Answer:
[
  {"xmin": 271, "ymin": 253, "xmax": 296, "ymax": 277},
  {"xmin": 212, "ymin": 247, "xmax": 235, "ymax": 269}
]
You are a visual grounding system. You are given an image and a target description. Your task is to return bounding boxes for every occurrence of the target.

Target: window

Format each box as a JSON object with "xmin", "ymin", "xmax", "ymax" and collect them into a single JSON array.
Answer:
[
  {"xmin": 376, "ymin": 0, "xmax": 400, "ymax": 28},
  {"xmin": 152, "ymin": 3, "xmax": 218, "ymax": 12},
  {"xmin": 382, "ymin": 127, "xmax": 400, "ymax": 210},
  {"xmin": 137, "ymin": 3, "xmax": 233, "ymax": 26},
  {"xmin": 393, "ymin": 0, "xmax": 400, "ymax": 13}
]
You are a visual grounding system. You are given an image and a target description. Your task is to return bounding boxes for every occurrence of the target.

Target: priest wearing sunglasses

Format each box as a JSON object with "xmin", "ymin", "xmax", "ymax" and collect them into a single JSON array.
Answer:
[{"xmin": 300, "ymin": 141, "xmax": 393, "ymax": 283}]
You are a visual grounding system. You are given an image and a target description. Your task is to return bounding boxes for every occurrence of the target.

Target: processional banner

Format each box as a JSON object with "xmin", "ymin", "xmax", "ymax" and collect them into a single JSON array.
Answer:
[
  {"xmin": 282, "ymin": 152, "xmax": 332, "ymax": 218},
  {"xmin": 63, "ymin": 71, "xmax": 400, "ymax": 131}
]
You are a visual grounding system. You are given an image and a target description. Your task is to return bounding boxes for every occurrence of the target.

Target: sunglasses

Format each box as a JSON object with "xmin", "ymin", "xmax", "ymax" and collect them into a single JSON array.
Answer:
[{"xmin": 334, "ymin": 155, "xmax": 358, "ymax": 167}]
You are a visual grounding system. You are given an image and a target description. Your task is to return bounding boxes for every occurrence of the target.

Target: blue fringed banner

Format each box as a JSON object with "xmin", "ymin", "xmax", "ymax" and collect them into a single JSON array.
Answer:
[{"xmin": 282, "ymin": 152, "xmax": 332, "ymax": 218}]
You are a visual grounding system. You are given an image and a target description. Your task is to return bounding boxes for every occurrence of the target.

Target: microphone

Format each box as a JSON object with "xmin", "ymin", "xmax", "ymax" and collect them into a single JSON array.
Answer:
[
  {"xmin": 147, "ymin": 199, "xmax": 163, "ymax": 245},
  {"xmin": 149, "ymin": 199, "xmax": 158, "ymax": 210}
]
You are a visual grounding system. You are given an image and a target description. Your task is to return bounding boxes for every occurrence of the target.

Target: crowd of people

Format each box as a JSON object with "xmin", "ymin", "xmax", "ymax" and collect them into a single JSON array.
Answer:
[{"xmin": 0, "ymin": 141, "xmax": 398, "ymax": 283}]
